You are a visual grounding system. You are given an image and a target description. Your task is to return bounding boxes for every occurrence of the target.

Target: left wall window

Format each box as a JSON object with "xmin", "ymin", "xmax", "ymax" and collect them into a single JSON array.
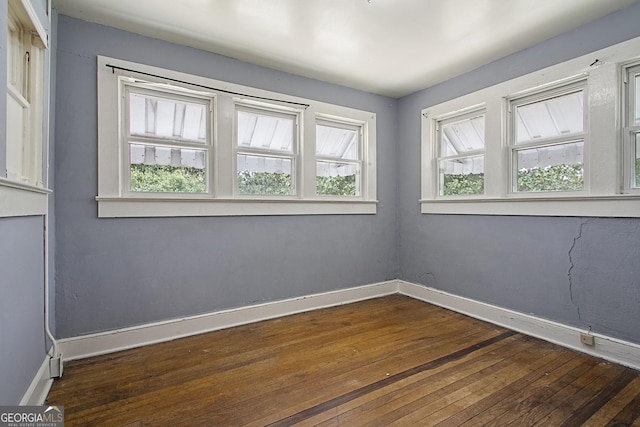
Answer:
[
  {"xmin": 2, "ymin": 0, "xmax": 50, "ymax": 218},
  {"xmin": 6, "ymin": 0, "xmax": 45, "ymax": 187}
]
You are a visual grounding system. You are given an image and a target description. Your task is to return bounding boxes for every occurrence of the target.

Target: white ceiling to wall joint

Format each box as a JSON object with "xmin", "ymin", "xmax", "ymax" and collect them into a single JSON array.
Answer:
[{"xmin": 54, "ymin": 0, "xmax": 639, "ymax": 98}]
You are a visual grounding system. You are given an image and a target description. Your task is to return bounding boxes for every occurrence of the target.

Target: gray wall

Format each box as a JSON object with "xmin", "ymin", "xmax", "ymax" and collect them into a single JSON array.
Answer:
[
  {"xmin": 0, "ymin": 217, "xmax": 46, "ymax": 404},
  {"xmin": 54, "ymin": 16, "xmax": 399, "ymax": 338},
  {"xmin": 398, "ymin": 3, "xmax": 640, "ymax": 345}
]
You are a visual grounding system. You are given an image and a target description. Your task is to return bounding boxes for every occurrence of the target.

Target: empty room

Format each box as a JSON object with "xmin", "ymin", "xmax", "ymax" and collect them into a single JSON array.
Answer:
[{"xmin": 2, "ymin": 0, "xmax": 640, "ymax": 425}]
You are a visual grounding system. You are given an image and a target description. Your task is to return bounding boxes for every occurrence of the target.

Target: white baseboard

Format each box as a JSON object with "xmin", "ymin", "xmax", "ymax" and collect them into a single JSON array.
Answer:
[
  {"xmin": 58, "ymin": 280, "xmax": 399, "ymax": 361},
  {"xmin": 57, "ymin": 279, "xmax": 640, "ymax": 372},
  {"xmin": 398, "ymin": 281, "xmax": 640, "ymax": 371},
  {"xmin": 20, "ymin": 355, "xmax": 53, "ymax": 406}
]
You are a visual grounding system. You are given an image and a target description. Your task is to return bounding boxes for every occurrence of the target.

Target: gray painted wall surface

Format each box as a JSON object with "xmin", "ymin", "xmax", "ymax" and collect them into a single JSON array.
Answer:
[
  {"xmin": 54, "ymin": 16, "xmax": 398, "ymax": 338},
  {"xmin": 398, "ymin": 3, "xmax": 640, "ymax": 345},
  {"xmin": 0, "ymin": 216, "xmax": 46, "ymax": 404}
]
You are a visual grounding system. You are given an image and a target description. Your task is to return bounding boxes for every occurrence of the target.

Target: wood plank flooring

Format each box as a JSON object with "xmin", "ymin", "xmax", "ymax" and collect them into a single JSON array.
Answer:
[{"xmin": 46, "ymin": 295, "xmax": 640, "ymax": 426}]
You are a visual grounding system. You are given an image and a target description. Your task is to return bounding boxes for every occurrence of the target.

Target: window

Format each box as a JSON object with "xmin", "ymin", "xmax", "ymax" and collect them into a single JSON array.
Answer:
[
  {"xmin": 315, "ymin": 118, "xmax": 362, "ymax": 197},
  {"xmin": 509, "ymin": 82, "xmax": 586, "ymax": 193},
  {"xmin": 624, "ymin": 63, "xmax": 640, "ymax": 192},
  {"xmin": 124, "ymin": 82, "xmax": 213, "ymax": 195},
  {"xmin": 6, "ymin": 0, "xmax": 46, "ymax": 187},
  {"xmin": 436, "ymin": 110, "xmax": 485, "ymax": 196},
  {"xmin": 97, "ymin": 56, "xmax": 377, "ymax": 217},
  {"xmin": 421, "ymin": 35, "xmax": 640, "ymax": 218},
  {"xmin": 1, "ymin": 0, "xmax": 50, "ymax": 218},
  {"xmin": 235, "ymin": 105, "xmax": 298, "ymax": 196}
]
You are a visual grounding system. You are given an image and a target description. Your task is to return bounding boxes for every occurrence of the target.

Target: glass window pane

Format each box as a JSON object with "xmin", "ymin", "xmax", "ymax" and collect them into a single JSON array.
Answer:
[
  {"xmin": 515, "ymin": 90, "xmax": 584, "ymax": 144},
  {"xmin": 129, "ymin": 144, "xmax": 206, "ymax": 193},
  {"xmin": 439, "ymin": 156, "xmax": 484, "ymax": 196},
  {"xmin": 316, "ymin": 161, "xmax": 359, "ymax": 196},
  {"xmin": 516, "ymin": 141, "xmax": 584, "ymax": 192},
  {"xmin": 439, "ymin": 114, "xmax": 485, "ymax": 156},
  {"xmin": 316, "ymin": 123, "xmax": 359, "ymax": 160},
  {"xmin": 237, "ymin": 110, "xmax": 294, "ymax": 152},
  {"xmin": 129, "ymin": 93, "xmax": 207, "ymax": 143},
  {"xmin": 237, "ymin": 154, "xmax": 293, "ymax": 195}
]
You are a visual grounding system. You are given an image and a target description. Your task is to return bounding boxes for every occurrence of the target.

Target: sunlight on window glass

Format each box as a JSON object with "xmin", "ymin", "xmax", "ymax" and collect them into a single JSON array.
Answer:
[
  {"xmin": 515, "ymin": 90, "xmax": 583, "ymax": 144},
  {"xmin": 316, "ymin": 124, "xmax": 359, "ymax": 160},
  {"xmin": 237, "ymin": 110, "xmax": 293, "ymax": 152},
  {"xmin": 440, "ymin": 114, "xmax": 485, "ymax": 156},
  {"xmin": 129, "ymin": 93, "xmax": 207, "ymax": 142}
]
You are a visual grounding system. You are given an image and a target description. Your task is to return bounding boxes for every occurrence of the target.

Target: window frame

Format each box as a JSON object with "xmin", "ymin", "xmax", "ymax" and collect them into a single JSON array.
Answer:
[
  {"xmin": 96, "ymin": 56, "xmax": 377, "ymax": 217},
  {"xmin": 420, "ymin": 35, "xmax": 640, "ymax": 218},
  {"xmin": 1, "ymin": 0, "xmax": 50, "ymax": 218},
  {"xmin": 121, "ymin": 80, "xmax": 215, "ymax": 197},
  {"xmin": 435, "ymin": 107, "xmax": 486, "ymax": 198},
  {"xmin": 315, "ymin": 115, "xmax": 365, "ymax": 198},
  {"xmin": 233, "ymin": 102, "xmax": 301, "ymax": 198},
  {"xmin": 507, "ymin": 79, "xmax": 588, "ymax": 195},
  {"xmin": 623, "ymin": 62, "xmax": 640, "ymax": 194}
]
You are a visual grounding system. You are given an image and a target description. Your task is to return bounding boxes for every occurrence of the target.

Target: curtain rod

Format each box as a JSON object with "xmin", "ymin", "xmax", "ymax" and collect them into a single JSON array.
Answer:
[{"xmin": 105, "ymin": 64, "xmax": 310, "ymax": 109}]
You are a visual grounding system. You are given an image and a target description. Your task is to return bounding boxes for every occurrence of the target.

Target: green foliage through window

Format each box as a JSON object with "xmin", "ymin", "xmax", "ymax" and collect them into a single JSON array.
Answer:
[
  {"xmin": 635, "ymin": 158, "xmax": 640, "ymax": 187},
  {"xmin": 130, "ymin": 164, "xmax": 206, "ymax": 193},
  {"xmin": 237, "ymin": 171, "xmax": 292, "ymax": 195},
  {"xmin": 443, "ymin": 173, "xmax": 484, "ymax": 196},
  {"xmin": 317, "ymin": 175, "xmax": 357, "ymax": 196},
  {"xmin": 517, "ymin": 163, "xmax": 583, "ymax": 192},
  {"xmin": 443, "ymin": 163, "xmax": 585, "ymax": 195}
]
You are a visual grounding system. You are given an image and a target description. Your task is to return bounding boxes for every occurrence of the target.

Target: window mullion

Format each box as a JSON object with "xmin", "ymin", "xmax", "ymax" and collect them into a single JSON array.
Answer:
[
  {"xmin": 302, "ymin": 109, "xmax": 316, "ymax": 198},
  {"xmin": 216, "ymin": 95, "xmax": 234, "ymax": 198},
  {"xmin": 587, "ymin": 63, "xmax": 618, "ymax": 196},
  {"xmin": 484, "ymin": 98, "xmax": 504, "ymax": 197}
]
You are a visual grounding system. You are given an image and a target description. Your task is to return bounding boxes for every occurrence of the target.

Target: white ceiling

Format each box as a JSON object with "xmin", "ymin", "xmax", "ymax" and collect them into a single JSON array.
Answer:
[{"xmin": 53, "ymin": 0, "xmax": 639, "ymax": 98}]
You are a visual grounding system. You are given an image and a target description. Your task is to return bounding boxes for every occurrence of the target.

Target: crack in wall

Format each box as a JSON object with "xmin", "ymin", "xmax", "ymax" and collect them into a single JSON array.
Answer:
[{"xmin": 567, "ymin": 218, "xmax": 593, "ymax": 321}]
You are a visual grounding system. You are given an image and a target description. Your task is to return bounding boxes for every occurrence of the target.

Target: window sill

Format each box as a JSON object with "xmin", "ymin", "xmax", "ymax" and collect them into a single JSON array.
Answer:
[
  {"xmin": 96, "ymin": 197, "xmax": 378, "ymax": 217},
  {"xmin": 0, "ymin": 178, "xmax": 51, "ymax": 217},
  {"xmin": 420, "ymin": 194, "xmax": 640, "ymax": 218}
]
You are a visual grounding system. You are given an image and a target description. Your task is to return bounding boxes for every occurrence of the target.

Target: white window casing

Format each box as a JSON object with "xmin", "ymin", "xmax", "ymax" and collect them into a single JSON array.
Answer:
[
  {"xmin": 421, "ymin": 35, "xmax": 640, "ymax": 218},
  {"xmin": 2, "ymin": 0, "xmax": 49, "ymax": 217},
  {"xmin": 96, "ymin": 56, "xmax": 377, "ymax": 217},
  {"xmin": 623, "ymin": 62, "xmax": 640, "ymax": 194}
]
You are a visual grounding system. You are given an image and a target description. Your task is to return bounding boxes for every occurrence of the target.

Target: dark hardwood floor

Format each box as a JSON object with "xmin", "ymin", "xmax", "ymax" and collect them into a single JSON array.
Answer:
[{"xmin": 46, "ymin": 295, "xmax": 640, "ymax": 426}]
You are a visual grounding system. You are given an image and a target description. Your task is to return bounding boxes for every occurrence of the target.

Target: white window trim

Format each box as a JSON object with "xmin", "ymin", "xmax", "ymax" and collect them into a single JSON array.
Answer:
[
  {"xmin": 420, "ymin": 35, "xmax": 640, "ymax": 218},
  {"xmin": 2, "ymin": 0, "xmax": 49, "ymax": 218},
  {"xmin": 97, "ymin": 56, "xmax": 377, "ymax": 217},
  {"xmin": 622, "ymin": 62, "xmax": 640, "ymax": 194},
  {"xmin": 0, "ymin": 178, "xmax": 50, "ymax": 217}
]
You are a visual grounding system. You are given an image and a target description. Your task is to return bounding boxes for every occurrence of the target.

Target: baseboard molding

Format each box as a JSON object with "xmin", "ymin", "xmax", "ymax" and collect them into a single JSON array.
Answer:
[
  {"xmin": 59, "ymin": 280, "xmax": 399, "ymax": 361},
  {"xmin": 20, "ymin": 355, "xmax": 53, "ymax": 406},
  {"xmin": 398, "ymin": 280, "xmax": 640, "ymax": 371},
  {"xmin": 57, "ymin": 279, "xmax": 640, "ymax": 372}
]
